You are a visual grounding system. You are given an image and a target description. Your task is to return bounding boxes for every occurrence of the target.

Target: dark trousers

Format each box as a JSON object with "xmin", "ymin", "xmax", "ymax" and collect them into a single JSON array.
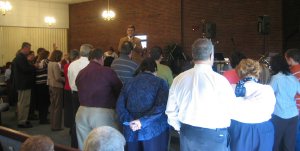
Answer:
[
  {"xmin": 7, "ymin": 80, "xmax": 18, "ymax": 106},
  {"xmin": 63, "ymin": 90, "xmax": 73, "ymax": 128},
  {"xmin": 229, "ymin": 120, "xmax": 274, "ymax": 151},
  {"xmin": 272, "ymin": 115, "xmax": 298, "ymax": 151},
  {"xmin": 126, "ymin": 129, "xmax": 169, "ymax": 151},
  {"xmin": 71, "ymin": 91, "xmax": 80, "ymax": 148},
  {"xmin": 296, "ymin": 118, "xmax": 300, "ymax": 151},
  {"xmin": 28, "ymin": 84, "xmax": 37, "ymax": 118},
  {"xmin": 180, "ymin": 123, "xmax": 229, "ymax": 151},
  {"xmin": 36, "ymin": 84, "xmax": 50, "ymax": 122}
]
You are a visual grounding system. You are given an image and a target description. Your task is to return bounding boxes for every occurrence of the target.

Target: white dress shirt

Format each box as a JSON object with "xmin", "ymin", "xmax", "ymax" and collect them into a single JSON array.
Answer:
[
  {"xmin": 166, "ymin": 64, "xmax": 236, "ymax": 131},
  {"xmin": 231, "ymin": 81, "xmax": 276, "ymax": 123},
  {"xmin": 68, "ymin": 57, "xmax": 89, "ymax": 91}
]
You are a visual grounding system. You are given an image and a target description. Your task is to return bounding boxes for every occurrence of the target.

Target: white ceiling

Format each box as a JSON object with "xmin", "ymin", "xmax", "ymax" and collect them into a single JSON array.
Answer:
[{"xmin": 23, "ymin": 0, "xmax": 93, "ymax": 4}]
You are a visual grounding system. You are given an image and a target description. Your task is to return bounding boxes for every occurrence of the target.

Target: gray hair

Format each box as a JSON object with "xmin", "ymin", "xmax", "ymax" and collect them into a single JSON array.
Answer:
[
  {"xmin": 80, "ymin": 44, "xmax": 93, "ymax": 57},
  {"xmin": 20, "ymin": 135, "xmax": 54, "ymax": 151},
  {"xmin": 83, "ymin": 126, "xmax": 125, "ymax": 151},
  {"xmin": 192, "ymin": 38, "xmax": 214, "ymax": 61}
]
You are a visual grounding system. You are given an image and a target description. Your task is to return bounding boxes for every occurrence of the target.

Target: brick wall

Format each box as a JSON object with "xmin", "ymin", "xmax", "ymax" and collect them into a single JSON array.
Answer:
[
  {"xmin": 69, "ymin": 0, "xmax": 282, "ymax": 59},
  {"xmin": 183, "ymin": 0, "xmax": 282, "ymax": 58},
  {"xmin": 69, "ymin": 0, "xmax": 181, "ymax": 52},
  {"xmin": 283, "ymin": 0, "xmax": 300, "ymax": 50}
]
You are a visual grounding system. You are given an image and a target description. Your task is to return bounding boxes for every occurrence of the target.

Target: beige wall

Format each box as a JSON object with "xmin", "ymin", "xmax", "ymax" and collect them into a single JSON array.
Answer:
[
  {"xmin": 0, "ymin": 26, "xmax": 68, "ymax": 65},
  {"xmin": 0, "ymin": 0, "xmax": 69, "ymax": 66},
  {"xmin": 0, "ymin": 0, "xmax": 69, "ymax": 28}
]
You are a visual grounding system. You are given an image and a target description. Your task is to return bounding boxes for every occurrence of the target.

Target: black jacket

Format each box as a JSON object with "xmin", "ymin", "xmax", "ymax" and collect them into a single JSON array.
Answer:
[{"xmin": 12, "ymin": 52, "xmax": 35, "ymax": 90}]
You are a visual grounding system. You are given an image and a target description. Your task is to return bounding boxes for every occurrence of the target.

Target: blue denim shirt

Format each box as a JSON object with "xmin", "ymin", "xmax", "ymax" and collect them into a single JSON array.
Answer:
[{"xmin": 116, "ymin": 72, "xmax": 169, "ymax": 142}]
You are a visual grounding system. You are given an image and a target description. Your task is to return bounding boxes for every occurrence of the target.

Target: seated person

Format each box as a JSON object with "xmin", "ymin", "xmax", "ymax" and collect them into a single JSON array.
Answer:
[
  {"xmin": 20, "ymin": 135, "xmax": 54, "ymax": 151},
  {"xmin": 83, "ymin": 126, "xmax": 125, "ymax": 151}
]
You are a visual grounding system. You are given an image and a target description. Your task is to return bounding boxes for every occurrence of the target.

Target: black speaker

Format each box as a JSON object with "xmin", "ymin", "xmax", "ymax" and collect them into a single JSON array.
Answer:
[
  {"xmin": 204, "ymin": 22, "xmax": 216, "ymax": 38},
  {"xmin": 258, "ymin": 15, "xmax": 270, "ymax": 35}
]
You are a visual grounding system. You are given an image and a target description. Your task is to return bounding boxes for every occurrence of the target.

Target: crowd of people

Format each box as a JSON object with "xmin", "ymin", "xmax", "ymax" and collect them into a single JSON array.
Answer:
[{"xmin": 3, "ymin": 24, "xmax": 300, "ymax": 151}]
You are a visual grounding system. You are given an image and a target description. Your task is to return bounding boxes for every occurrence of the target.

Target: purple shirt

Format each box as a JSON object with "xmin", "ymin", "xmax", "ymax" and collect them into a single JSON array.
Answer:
[{"xmin": 76, "ymin": 61, "xmax": 122, "ymax": 108}]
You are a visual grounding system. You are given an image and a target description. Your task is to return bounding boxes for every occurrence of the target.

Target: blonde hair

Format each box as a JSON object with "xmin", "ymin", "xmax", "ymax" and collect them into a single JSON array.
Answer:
[
  {"xmin": 236, "ymin": 59, "xmax": 261, "ymax": 79},
  {"xmin": 258, "ymin": 63, "xmax": 271, "ymax": 84}
]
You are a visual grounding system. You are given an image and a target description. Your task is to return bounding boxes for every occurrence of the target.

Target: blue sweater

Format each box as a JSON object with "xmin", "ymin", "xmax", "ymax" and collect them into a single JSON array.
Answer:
[{"xmin": 116, "ymin": 72, "xmax": 169, "ymax": 142}]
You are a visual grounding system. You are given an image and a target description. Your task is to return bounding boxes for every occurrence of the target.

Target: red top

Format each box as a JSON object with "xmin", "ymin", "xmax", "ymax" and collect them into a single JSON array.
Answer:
[
  {"xmin": 290, "ymin": 64, "xmax": 300, "ymax": 112},
  {"xmin": 223, "ymin": 69, "xmax": 240, "ymax": 84},
  {"xmin": 64, "ymin": 63, "xmax": 71, "ymax": 90}
]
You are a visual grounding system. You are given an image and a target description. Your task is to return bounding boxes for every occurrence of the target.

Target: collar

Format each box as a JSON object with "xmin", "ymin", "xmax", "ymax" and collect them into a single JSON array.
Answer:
[
  {"xmin": 194, "ymin": 63, "xmax": 213, "ymax": 71},
  {"xmin": 128, "ymin": 36, "xmax": 134, "ymax": 39},
  {"xmin": 90, "ymin": 60, "xmax": 103, "ymax": 66},
  {"xmin": 78, "ymin": 56, "xmax": 89, "ymax": 61}
]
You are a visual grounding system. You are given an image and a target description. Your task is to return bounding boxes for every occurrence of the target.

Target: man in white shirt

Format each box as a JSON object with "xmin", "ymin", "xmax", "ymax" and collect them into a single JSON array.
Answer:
[
  {"xmin": 67, "ymin": 43, "xmax": 93, "ymax": 148},
  {"xmin": 165, "ymin": 38, "xmax": 235, "ymax": 151}
]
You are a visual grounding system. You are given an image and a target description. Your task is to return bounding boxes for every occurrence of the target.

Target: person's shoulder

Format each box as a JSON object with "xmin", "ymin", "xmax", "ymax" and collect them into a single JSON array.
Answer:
[
  {"xmin": 271, "ymin": 73, "xmax": 280, "ymax": 79},
  {"xmin": 120, "ymin": 36, "xmax": 127, "ymax": 41},
  {"xmin": 68, "ymin": 59, "xmax": 80, "ymax": 68},
  {"xmin": 64, "ymin": 63, "xmax": 70, "ymax": 70},
  {"xmin": 261, "ymin": 84, "xmax": 273, "ymax": 91},
  {"xmin": 210, "ymin": 71, "xmax": 233, "ymax": 86},
  {"xmin": 122, "ymin": 58, "xmax": 138, "ymax": 66},
  {"xmin": 255, "ymin": 83, "xmax": 274, "ymax": 95},
  {"xmin": 15, "ymin": 53, "xmax": 25, "ymax": 60},
  {"xmin": 48, "ymin": 61, "xmax": 58, "ymax": 67},
  {"xmin": 223, "ymin": 69, "xmax": 236, "ymax": 76},
  {"xmin": 213, "ymin": 70, "xmax": 227, "ymax": 79},
  {"xmin": 272, "ymin": 72, "xmax": 289, "ymax": 81},
  {"xmin": 158, "ymin": 76, "xmax": 169, "ymax": 88},
  {"xmin": 173, "ymin": 68, "xmax": 194, "ymax": 82},
  {"xmin": 159, "ymin": 64, "xmax": 170, "ymax": 70},
  {"xmin": 47, "ymin": 61, "xmax": 54, "ymax": 65},
  {"xmin": 291, "ymin": 64, "xmax": 300, "ymax": 73},
  {"xmin": 102, "ymin": 66, "xmax": 114, "ymax": 72}
]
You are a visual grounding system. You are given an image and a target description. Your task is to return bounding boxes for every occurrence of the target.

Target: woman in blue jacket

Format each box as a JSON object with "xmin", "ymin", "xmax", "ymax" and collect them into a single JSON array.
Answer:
[{"xmin": 116, "ymin": 58, "xmax": 169, "ymax": 151}]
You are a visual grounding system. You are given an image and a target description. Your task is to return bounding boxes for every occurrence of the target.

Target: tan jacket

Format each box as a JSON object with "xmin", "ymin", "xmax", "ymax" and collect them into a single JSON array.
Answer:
[
  {"xmin": 47, "ymin": 62, "xmax": 65, "ymax": 88},
  {"xmin": 118, "ymin": 36, "xmax": 144, "ymax": 64}
]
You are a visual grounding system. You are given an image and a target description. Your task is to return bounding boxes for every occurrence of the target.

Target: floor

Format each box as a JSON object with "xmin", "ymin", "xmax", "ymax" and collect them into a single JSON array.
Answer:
[
  {"xmin": 0, "ymin": 106, "xmax": 180, "ymax": 151},
  {"xmin": 0, "ymin": 106, "xmax": 71, "ymax": 146}
]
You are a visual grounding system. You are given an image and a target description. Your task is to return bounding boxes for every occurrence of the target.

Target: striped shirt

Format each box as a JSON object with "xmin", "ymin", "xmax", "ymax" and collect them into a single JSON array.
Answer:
[
  {"xmin": 290, "ymin": 64, "xmax": 300, "ymax": 112},
  {"xmin": 111, "ymin": 55, "xmax": 138, "ymax": 84},
  {"xmin": 35, "ymin": 59, "xmax": 49, "ymax": 84}
]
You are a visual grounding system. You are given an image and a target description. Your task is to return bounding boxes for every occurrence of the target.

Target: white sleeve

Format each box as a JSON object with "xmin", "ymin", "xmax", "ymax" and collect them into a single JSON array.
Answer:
[
  {"xmin": 68, "ymin": 64, "xmax": 75, "ymax": 91},
  {"xmin": 231, "ymin": 85, "xmax": 275, "ymax": 122},
  {"xmin": 4, "ymin": 69, "xmax": 11, "ymax": 81},
  {"xmin": 165, "ymin": 83, "xmax": 181, "ymax": 131}
]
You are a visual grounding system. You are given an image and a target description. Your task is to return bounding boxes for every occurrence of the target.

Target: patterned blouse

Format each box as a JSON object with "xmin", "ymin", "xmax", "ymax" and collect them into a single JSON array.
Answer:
[{"xmin": 116, "ymin": 72, "xmax": 169, "ymax": 142}]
